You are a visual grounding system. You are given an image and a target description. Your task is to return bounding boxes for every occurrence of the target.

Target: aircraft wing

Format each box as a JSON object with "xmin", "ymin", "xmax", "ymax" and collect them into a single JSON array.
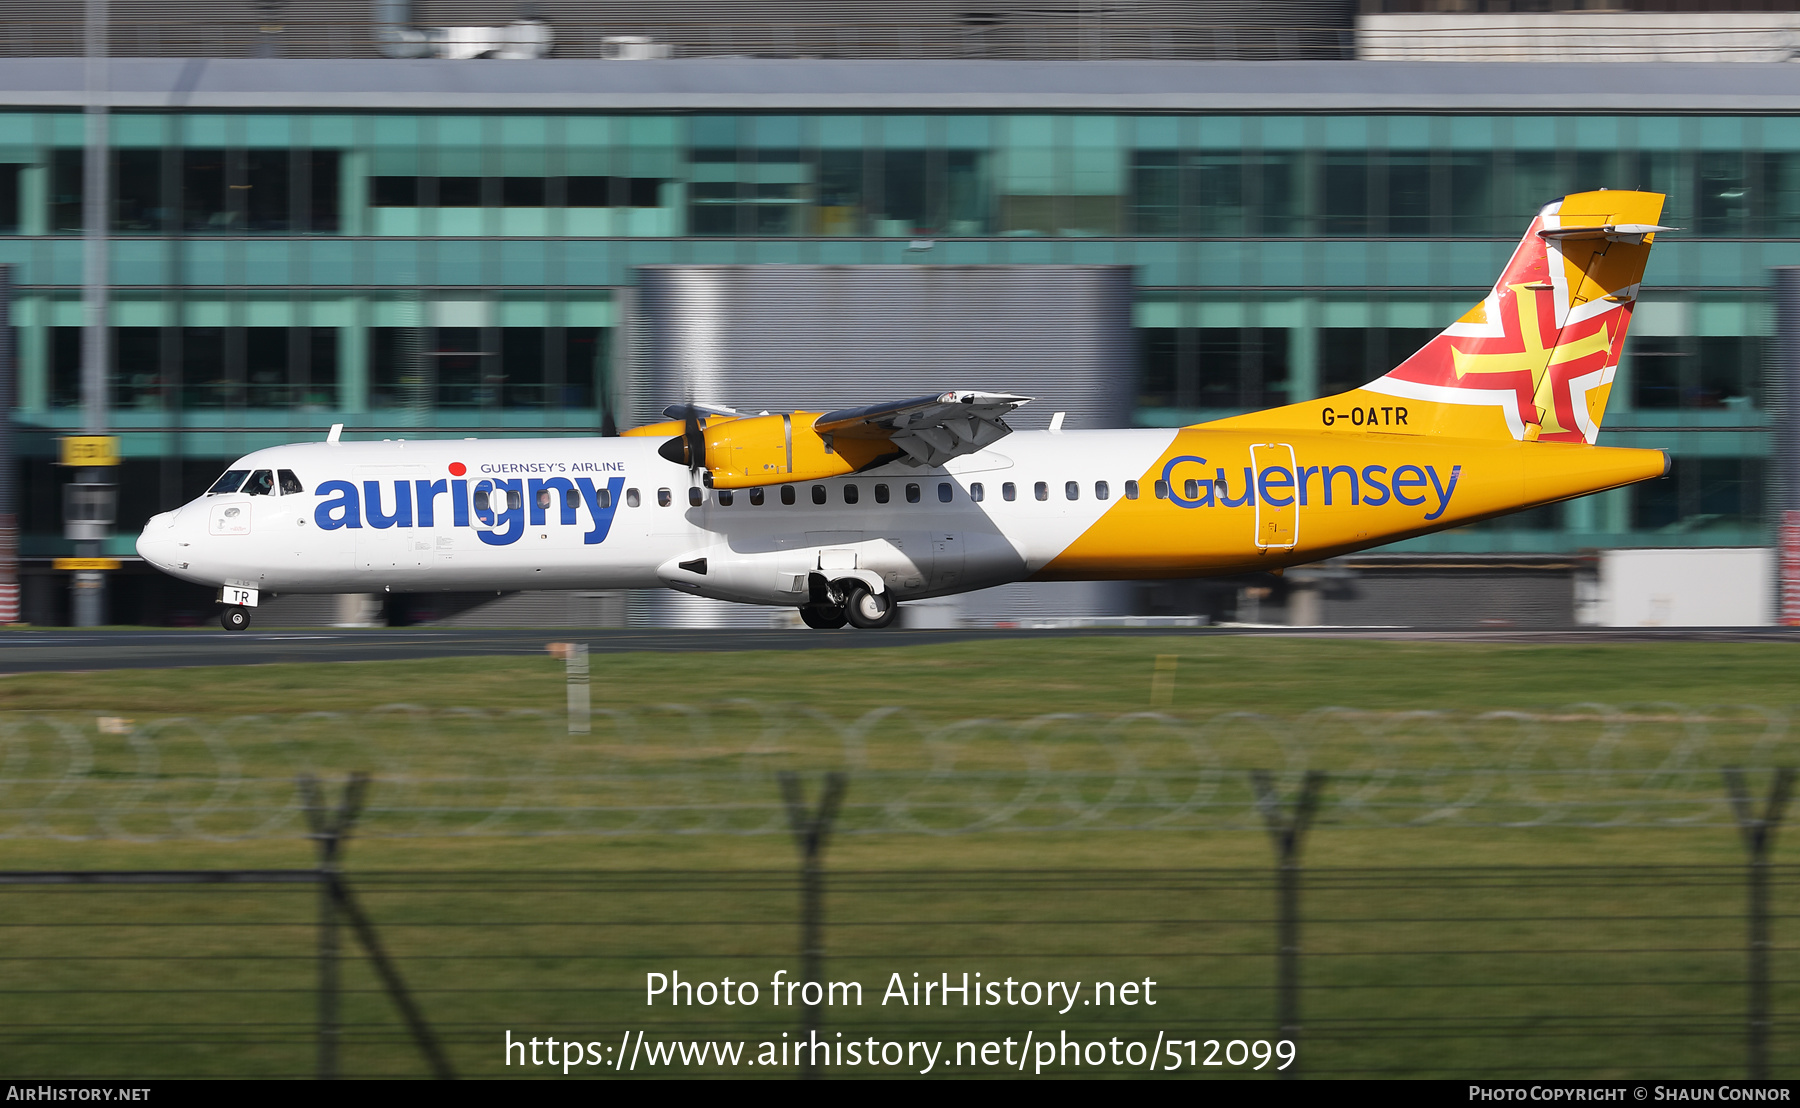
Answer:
[{"xmin": 812, "ymin": 390, "xmax": 1032, "ymax": 467}]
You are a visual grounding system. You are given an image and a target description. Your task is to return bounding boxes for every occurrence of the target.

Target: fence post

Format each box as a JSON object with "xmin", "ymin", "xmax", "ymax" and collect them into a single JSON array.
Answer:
[
  {"xmin": 567, "ymin": 642, "xmax": 590, "ymax": 734},
  {"xmin": 1251, "ymin": 769, "xmax": 1327, "ymax": 1080},
  {"xmin": 778, "ymin": 770, "xmax": 848, "ymax": 1080},
  {"xmin": 548, "ymin": 642, "xmax": 592, "ymax": 733},
  {"xmin": 1723, "ymin": 766, "xmax": 1795, "ymax": 1080},
  {"xmin": 301, "ymin": 772, "xmax": 457, "ymax": 1080},
  {"xmin": 300, "ymin": 773, "xmax": 362, "ymax": 1081}
]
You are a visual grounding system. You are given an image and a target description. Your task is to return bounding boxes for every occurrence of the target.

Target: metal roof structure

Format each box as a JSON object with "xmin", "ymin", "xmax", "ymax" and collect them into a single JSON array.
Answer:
[{"xmin": 2, "ymin": 56, "xmax": 1798, "ymax": 112}]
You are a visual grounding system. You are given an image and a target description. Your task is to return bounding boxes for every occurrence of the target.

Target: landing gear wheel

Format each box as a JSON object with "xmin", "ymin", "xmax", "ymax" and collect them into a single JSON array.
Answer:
[
  {"xmin": 843, "ymin": 584, "xmax": 897, "ymax": 630},
  {"xmin": 221, "ymin": 605, "xmax": 251, "ymax": 632},
  {"xmin": 798, "ymin": 604, "xmax": 847, "ymax": 630}
]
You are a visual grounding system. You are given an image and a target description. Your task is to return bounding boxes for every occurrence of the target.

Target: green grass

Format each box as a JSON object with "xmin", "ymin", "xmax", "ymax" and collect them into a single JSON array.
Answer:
[
  {"xmin": 0, "ymin": 636, "xmax": 1797, "ymax": 1079},
  {"xmin": 2, "ymin": 634, "xmax": 1799, "ymax": 716}
]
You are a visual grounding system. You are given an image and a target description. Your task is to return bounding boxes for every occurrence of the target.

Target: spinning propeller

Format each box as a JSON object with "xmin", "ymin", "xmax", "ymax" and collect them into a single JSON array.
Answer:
[{"xmin": 655, "ymin": 400, "xmax": 737, "ymax": 473}]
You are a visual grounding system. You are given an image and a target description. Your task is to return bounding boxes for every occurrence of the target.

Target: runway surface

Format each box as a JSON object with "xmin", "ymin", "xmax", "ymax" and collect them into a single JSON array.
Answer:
[{"xmin": 0, "ymin": 625, "xmax": 1793, "ymax": 674}]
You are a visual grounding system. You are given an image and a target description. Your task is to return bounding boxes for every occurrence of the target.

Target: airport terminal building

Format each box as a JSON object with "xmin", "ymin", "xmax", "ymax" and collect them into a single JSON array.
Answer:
[{"xmin": 0, "ymin": 2, "xmax": 1795, "ymax": 626}]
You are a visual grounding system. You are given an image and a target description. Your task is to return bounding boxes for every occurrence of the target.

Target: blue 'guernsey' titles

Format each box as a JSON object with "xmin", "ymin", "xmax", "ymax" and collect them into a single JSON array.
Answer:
[
  {"xmin": 1162, "ymin": 456, "xmax": 1463, "ymax": 522},
  {"xmin": 312, "ymin": 475, "xmax": 627, "ymax": 546}
]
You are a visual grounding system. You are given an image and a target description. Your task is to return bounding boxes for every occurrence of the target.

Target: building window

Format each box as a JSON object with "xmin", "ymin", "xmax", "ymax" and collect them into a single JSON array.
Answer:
[
  {"xmin": 1139, "ymin": 326, "xmax": 1291, "ymax": 411},
  {"xmin": 1630, "ymin": 336, "xmax": 1758, "ymax": 411},
  {"xmin": 0, "ymin": 163, "xmax": 18, "ymax": 233},
  {"xmin": 1632, "ymin": 456, "xmax": 1762, "ymax": 534},
  {"xmin": 54, "ymin": 326, "xmax": 337, "ymax": 411},
  {"xmin": 371, "ymin": 173, "xmax": 664, "ymax": 210},
  {"xmin": 370, "ymin": 326, "xmax": 605, "ymax": 411},
  {"xmin": 1320, "ymin": 328, "xmax": 1438, "ymax": 396}
]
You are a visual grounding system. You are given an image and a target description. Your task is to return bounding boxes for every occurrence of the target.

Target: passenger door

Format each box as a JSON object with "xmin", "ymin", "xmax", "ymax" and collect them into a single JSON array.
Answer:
[{"xmin": 1249, "ymin": 443, "xmax": 1297, "ymax": 550}]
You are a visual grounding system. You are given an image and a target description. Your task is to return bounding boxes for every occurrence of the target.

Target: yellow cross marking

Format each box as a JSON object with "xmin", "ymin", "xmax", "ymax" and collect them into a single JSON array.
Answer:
[
  {"xmin": 1450, "ymin": 286, "xmax": 1611, "ymax": 381},
  {"xmin": 1447, "ymin": 285, "xmax": 1614, "ymax": 435}
]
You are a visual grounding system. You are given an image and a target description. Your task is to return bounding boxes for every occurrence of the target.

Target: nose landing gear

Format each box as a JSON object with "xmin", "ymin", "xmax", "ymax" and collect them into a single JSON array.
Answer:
[{"xmin": 221, "ymin": 605, "xmax": 251, "ymax": 632}]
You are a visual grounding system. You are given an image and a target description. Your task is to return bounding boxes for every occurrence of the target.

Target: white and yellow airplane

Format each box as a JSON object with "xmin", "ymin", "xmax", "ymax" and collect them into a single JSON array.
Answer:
[{"xmin": 139, "ymin": 190, "xmax": 1673, "ymax": 632}]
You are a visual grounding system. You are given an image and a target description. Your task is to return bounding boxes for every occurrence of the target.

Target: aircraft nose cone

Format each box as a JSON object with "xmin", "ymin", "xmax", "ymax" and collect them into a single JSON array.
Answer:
[
  {"xmin": 136, "ymin": 512, "xmax": 190, "ymax": 571},
  {"xmin": 135, "ymin": 528, "xmax": 171, "ymax": 566}
]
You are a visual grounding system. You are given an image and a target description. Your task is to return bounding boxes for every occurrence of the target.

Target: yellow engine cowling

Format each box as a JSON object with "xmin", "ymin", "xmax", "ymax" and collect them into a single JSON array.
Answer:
[
  {"xmin": 621, "ymin": 414, "xmax": 735, "ymax": 438},
  {"xmin": 702, "ymin": 412, "xmax": 897, "ymax": 489}
]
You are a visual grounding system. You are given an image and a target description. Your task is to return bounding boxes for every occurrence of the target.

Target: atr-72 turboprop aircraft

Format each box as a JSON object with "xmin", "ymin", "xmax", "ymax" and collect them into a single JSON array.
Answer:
[{"xmin": 140, "ymin": 190, "xmax": 1673, "ymax": 632}]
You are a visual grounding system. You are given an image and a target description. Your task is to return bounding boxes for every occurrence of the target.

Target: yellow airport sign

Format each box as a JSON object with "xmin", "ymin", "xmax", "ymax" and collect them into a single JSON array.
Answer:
[
  {"xmin": 60, "ymin": 436, "xmax": 120, "ymax": 467},
  {"xmin": 52, "ymin": 557, "xmax": 120, "ymax": 571}
]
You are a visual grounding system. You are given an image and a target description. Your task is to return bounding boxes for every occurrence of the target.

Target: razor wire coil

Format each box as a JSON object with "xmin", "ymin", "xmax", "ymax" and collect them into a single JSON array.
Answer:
[{"xmin": 0, "ymin": 702, "xmax": 1791, "ymax": 840}]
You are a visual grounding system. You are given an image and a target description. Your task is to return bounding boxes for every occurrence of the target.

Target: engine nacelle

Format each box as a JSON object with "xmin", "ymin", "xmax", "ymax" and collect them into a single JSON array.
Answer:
[{"xmin": 700, "ymin": 413, "xmax": 897, "ymax": 490}]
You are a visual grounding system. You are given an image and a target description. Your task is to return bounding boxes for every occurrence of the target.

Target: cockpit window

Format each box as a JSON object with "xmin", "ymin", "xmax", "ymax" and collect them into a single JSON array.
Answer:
[
  {"xmin": 278, "ymin": 470, "xmax": 304, "ymax": 495},
  {"xmin": 243, "ymin": 470, "xmax": 275, "ymax": 496},
  {"xmin": 208, "ymin": 470, "xmax": 249, "ymax": 495}
]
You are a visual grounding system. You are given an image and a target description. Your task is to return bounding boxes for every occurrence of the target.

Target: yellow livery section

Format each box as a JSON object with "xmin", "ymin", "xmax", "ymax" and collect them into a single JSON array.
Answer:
[
  {"xmin": 1038, "ymin": 429, "xmax": 1668, "ymax": 580},
  {"xmin": 1042, "ymin": 190, "xmax": 1674, "ymax": 582}
]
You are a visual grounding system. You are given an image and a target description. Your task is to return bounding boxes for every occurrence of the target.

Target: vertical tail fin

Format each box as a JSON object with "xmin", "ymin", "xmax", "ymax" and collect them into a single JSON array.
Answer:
[{"xmin": 1359, "ymin": 189, "xmax": 1669, "ymax": 443}]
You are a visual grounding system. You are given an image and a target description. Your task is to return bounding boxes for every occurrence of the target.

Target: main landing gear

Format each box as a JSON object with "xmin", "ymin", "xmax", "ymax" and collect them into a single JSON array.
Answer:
[
  {"xmin": 221, "ymin": 605, "xmax": 251, "ymax": 632},
  {"xmin": 798, "ymin": 580, "xmax": 898, "ymax": 630},
  {"xmin": 843, "ymin": 583, "xmax": 897, "ymax": 629},
  {"xmin": 798, "ymin": 605, "xmax": 848, "ymax": 629}
]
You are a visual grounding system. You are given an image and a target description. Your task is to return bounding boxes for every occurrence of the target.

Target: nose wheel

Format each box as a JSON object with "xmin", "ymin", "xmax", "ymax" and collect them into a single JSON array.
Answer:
[{"xmin": 220, "ymin": 605, "xmax": 251, "ymax": 632}]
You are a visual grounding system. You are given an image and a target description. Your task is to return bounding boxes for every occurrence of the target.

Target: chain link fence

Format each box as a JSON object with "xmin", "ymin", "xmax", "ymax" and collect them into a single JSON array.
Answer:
[{"xmin": 1, "ymin": 704, "xmax": 1795, "ymax": 1079}]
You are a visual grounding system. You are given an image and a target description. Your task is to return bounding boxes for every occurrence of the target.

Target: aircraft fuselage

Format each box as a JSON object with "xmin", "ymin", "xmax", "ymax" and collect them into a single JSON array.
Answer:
[{"xmin": 137, "ymin": 425, "xmax": 1665, "ymax": 610}]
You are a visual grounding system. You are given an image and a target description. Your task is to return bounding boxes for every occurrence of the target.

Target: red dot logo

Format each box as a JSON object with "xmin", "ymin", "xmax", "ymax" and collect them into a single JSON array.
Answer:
[{"xmin": 449, "ymin": 462, "xmax": 467, "ymax": 477}]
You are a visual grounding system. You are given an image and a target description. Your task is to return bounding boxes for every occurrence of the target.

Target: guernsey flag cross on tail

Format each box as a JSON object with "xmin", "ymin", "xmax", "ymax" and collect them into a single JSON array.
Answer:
[{"xmin": 1358, "ymin": 189, "xmax": 1670, "ymax": 444}]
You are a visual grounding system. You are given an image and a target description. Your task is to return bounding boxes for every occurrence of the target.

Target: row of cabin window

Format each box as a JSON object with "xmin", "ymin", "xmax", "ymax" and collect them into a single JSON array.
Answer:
[
  {"xmin": 206, "ymin": 472, "xmax": 1203, "ymax": 513},
  {"xmin": 538, "ymin": 477, "xmax": 1202, "ymax": 512}
]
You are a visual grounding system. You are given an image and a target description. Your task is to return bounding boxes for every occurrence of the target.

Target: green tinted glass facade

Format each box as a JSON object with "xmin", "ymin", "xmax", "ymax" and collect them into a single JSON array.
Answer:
[{"xmin": 1, "ymin": 109, "xmax": 1792, "ymax": 556}]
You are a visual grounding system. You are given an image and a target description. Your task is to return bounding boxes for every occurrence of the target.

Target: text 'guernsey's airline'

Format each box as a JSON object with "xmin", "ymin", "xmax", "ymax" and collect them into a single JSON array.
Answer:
[{"xmin": 139, "ymin": 190, "xmax": 1674, "ymax": 631}]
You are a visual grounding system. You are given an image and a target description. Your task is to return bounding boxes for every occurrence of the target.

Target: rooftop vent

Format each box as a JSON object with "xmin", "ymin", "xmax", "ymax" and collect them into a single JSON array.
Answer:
[
  {"xmin": 373, "ymin": 1, "xmax": 554, "ymax": 60},
  {"xmin": 603, "ymin": 35, "xmax": 672, "ymax": 60}
]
